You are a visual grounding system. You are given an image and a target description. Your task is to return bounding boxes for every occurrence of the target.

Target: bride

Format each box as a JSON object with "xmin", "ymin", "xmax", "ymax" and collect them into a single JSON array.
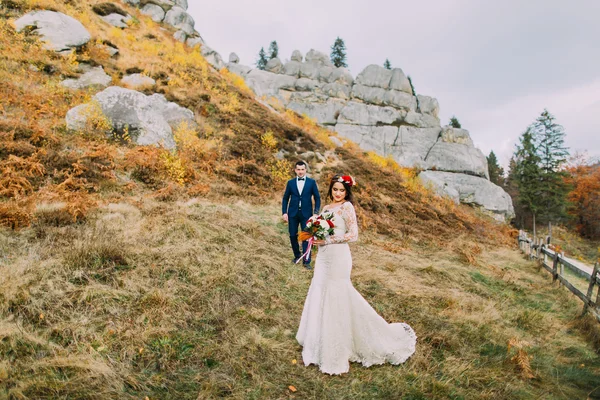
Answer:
[{"xmin": 296, "ymin": 174, "xmax": 417, "ymax": 375}]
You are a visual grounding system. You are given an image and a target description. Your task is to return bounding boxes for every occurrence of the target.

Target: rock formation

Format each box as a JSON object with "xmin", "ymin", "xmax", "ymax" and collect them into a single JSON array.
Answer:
[
  {"xmin": 66, "ymin": 86, "xmax": 196, "ymax": 150},
  {"xmin": 225, "ymin": 51, "xmax": 514, "ymax": 220}
]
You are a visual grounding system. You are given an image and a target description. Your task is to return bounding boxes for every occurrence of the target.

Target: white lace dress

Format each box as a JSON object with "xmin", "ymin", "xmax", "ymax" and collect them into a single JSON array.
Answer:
[{"xmin": 296, "ymin": 201, "xmax": 417, "ymax": 375}]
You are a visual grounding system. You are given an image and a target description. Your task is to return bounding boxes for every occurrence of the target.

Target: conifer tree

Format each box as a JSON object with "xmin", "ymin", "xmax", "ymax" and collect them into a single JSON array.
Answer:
[
  {"xmin": 487, "ymin": 150, "xmax": 505, "ymax": 186},
  {"xmin": 268, "ymin": 40, "xmax": 279, "ymax": 59},
  {"xmin": 383, "ymin": 59, "xmax": 391, "ymax": 70},
  {"xmin": 531, "ymin": 109, "xmax": 570, "ymax": 226},
  {"xmin": 513, "ymin": 127, "xmax": 543, "ymax": 236},
  {"xmin": 449, "ymin": 116, "xmax": 461, "ymax": 129},
  {"xmin": 256, "ymin": 47, "xmax": 268, "ymax": 70},
  {"xmin": 330, "ymin": 37, "xmax": 348, "ymax": 68}
]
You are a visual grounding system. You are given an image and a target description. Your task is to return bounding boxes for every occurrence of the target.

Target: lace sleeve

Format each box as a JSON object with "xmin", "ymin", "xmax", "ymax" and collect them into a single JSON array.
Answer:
[{"xmin": 326, "ymin": 202, "xmax": 358, "ymax": 244}]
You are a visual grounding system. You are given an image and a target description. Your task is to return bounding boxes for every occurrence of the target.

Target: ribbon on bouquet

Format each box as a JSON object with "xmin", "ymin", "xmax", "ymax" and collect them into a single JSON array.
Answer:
[{"xmin": 295, "ymin": 237, "xmax": 315, "ymax": 264}]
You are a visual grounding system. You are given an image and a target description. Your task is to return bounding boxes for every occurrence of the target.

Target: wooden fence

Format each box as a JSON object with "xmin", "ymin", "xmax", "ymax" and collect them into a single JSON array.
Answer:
[{"xmin": 518, "ymin": 230, "xmax": 600, "ymax": 322}]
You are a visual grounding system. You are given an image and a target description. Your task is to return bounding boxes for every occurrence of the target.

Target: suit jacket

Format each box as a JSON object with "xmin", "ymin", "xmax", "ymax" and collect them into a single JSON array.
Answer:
[{"xmin": 282, "ymin": 177, "xmax": 321, "ymax": 220}]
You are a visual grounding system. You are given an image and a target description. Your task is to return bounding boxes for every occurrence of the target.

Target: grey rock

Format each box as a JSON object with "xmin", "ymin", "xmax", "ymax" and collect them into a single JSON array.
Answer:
[
  {"xmin": 425, "ymin": 141, "xmax": 490, "ymax": 179},
  {"xmin": 389, "ymin": 68, "xmax": 412, "ymax": 94},
  {"xmin": 404, "ymin": 111, "xmax": 440, "ymax": 128},
  {"xmin": 124, "ymin": 0, "xmax": 140, "ymax": 5},
  {"xmin": 266, "ymin": 57, "xmax": 283, "ymax": 73},
  {"xmin": 335, "ymin": 124, "xmax": 399, "ymax": 155},
  {"xmin": 390, "ymin": 127, "xmax": 442, "ymax": 168},
  {"xmin": 122, "ymin": 73, "xmax": 156, "ymax": 88},
  {"xmin": 440, "ymin": 126, "xmax": 473, "ymax": 146},
  {"xmin": 299, "ymin": 62, "xmax": 320, "ymax": 80},
  {"xmin": 227, "ymin": 63, "xmax": 252, "ymax": 77},
  {"xmin": 60, "ymin": 66, "xmax": 112, "ymax": 89},
  {"xmin": 355, "ymin": 64, "xmax": 393, "ymax": 89},
  {"xmin": 164, "ymin": 6, "xmax": 195, "ymax": 35},
  {"xmin": 337, "ymin": 101, "xmax": 404, "ymax": 126},
  {"xmin": 383, "ymin": 90, "xmax": 418, "ymax": 111},
  {"xmin": 200, "ymin": 44, "xmax": 225, "ymax": 70},
  {"xmin": 283, "ymin": 61, "xmax": 301, "ymax": 77},
  {"xmin": 174, "ymin": 0, "xmax": 188, "ymax": 9},
  {"xmin": 419, "ymin": 171, "xmax": 515, "ymax": 220},
  {"xmin": 186, "ymin": 36, "xmax": 204, "ymax": 48},
  {"xmin": 140, "ymin": 4, "xmax": 165, "ymax": 21},
  {"xmin": 291, "ymin": 50, "xmax": 303, "ymax": 62},
  {"xmin": 305, "ymin": 49, "xmax": 332, "ymax": 66},
  {"xmin": 330, "ymin": 67, "xmax": 354, "ymax": 85},
  {"xmin": 229, "ymin": 52, "xmax": 239, "ymax": 64},
  {"xmin": 295, "ymin": 77, "xmax": 322, "ymax": 91},
  {"xmin": 66, "ymin": 86, "xmax": 196, "ymax": 150},
  {"xmin": 173, "ymin": 30, "xmax": 187, "ymax": 42},
  {"xmin": 351, "ymin": 84, "xmax": 387, "ymax": 106},
  {"xmin": 245, "ymin": 69, "xmax": 296, "ymax": 97},
  {"xmin": 417, "ymin": 95, "xmax": 439, "ymax": 117},
  {"xmin": 318, "ymin": 66, "xmax": 334, "ymax": 83},
  {"xmin": 15, "ymin": 11, "xmax": 91, "ymax": 52},
  {"xmin": 141, "ymin": 0, "xmax": 175, "ymax": 11},
  {"xmin": 320, "ymin": 83, "xmax": 351, "ymax": 100},
  {"xmin": 101, "ymin": 13, "xmax": 132, "ymax": 28},
  {"xmin": 287, "ymin": 98, "xmax": 345, "ymax": 125}
]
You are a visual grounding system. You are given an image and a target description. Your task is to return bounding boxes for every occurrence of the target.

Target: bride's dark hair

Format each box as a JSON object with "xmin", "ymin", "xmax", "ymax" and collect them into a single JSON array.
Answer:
[{"xmin": 327, "ymin": 174, "xmax": 354, "ymax": 204}]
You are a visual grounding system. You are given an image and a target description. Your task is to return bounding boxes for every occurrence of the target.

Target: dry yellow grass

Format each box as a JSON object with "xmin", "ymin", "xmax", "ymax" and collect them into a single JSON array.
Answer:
[{"xmin": 1, "ymin": 199, "xmax": 599, "ymax": 399}]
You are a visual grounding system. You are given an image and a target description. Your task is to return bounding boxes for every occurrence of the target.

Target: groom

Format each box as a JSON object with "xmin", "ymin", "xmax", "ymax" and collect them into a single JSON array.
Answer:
[{"xmin": 282, "ymin": 161, "xmax": 321, "ymax": 269}]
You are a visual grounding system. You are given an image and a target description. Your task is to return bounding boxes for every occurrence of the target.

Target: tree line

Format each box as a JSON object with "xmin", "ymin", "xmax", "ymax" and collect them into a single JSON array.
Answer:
[{"xmin": 486, "ymin": 110, "xmax": 599, "ymax": 240}]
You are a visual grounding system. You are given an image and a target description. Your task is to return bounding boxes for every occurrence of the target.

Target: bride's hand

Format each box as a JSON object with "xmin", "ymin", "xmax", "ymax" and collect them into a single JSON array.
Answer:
[{"xmin": 313, "ymin": 239, "xmax": 326, "ymax": 246}]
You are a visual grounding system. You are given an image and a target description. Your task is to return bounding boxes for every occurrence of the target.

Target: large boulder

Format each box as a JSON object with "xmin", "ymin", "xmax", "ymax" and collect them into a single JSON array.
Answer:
[
  {"xmin": 140, "ymin": 4, "xmax": 165, "ymax": 21},
  {"xmin": 291, "ymin": 50, "xmax": 303, "ymax": 62},
  {"xmin": 164, "ymin": 6, "xmax": 194, "ymax": 35},
  {"xmin": 245, "ymin": 69, "xmax": 296, "ymax": 97},
  {"xmin": 287, "ymin": 98, "xmax": 345, "ymax": 125},
  {"xmin": 419, "ymin": 171, "xmax": 515, "ymax": 220},
  {"xmin": 337, "ymin": 101, "xmax": 404, "ymax": 126},
  {"xmin": 101, "ymin": 13, "xmax": 132, "ymax": 28},
  {"xmin": 122, "ymin": 73, "xmax": 156, "ymax": 88},
  {"xmin": 227, "ymin": 62, "xmax": 252, "ymax": 77},
  {"xmin": 355, "ymin": 64, "xmax": 392, "ymax": 89},
  {"xmin": 320, "ymin": 83, "xmax": 352, "ymax": 100},
  {"xmin": 141, "ymin": 0, "xmax": 175, "ymax": 10},
  {"xmin": 417, "ymin": 95, "xmax": 439, "ymax": 117},
  {"xmin": 390, "ymin": 127, "xmax": 441, "ymax": 168},
  {"xmin": 265, "ymin": 57, "xmax": 283, "ymax": 73},
  {"xmin": 439, "ymin": 126, "xmax": 473, "ymax": 146},
  {"xmin": 15, "ymin": 11, "xmax": 91, "ymax": 52},
  {"xmin": 425, "ymin": 140, "xmax": 490, "ymax": 179},
  {"xmin": 404, "ymin": 111, "xmax": 440, "ymax": 128},
  {"xmin": 283, "ymin": 61, "xmax": 302, "ymax": 77},
  {"xmin": 389, "ymin": 68, "xmax": 412, "ymax": 94},
  {"xmin": 229, "ymin": 52, "xmax": 240, "ymax": 64},
  {"xmin": 330, "ymin": 67, "xmax": 354, "ymax": 86},
  {"xmin": 350, "ymin": 84, "xmax": 387, "ymax": 106},
  {"xmin": 199, "ymin": 44, "xmax": 225, "ymax": 70},
  {"xmin": 335, "ymin": 124, "xmax": 399, "ymax": 155},
  {"xmin": 60, "ymin": 66, "xmax": 112, "ymax": 89},
  {"xmin": 65, "ymin": 86, "xmax": 195, "ymax": 150},
  {"xmin": 305, "ymin": 49, "xmax": 332, "ymax": 66}
]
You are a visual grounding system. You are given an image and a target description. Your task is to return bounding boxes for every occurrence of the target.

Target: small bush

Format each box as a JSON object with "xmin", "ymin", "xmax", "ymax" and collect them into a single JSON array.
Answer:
[{"xmin": 92, "ymin": 2, "xmax": 127, "ymax": 17}]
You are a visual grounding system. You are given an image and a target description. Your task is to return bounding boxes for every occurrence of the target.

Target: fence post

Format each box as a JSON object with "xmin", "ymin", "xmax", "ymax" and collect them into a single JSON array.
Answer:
[
  {"xmin": 552, "ymin": 251, "xmax": 559, "ymax": 283},
  {"xmin": 584, "ymin": 262, "xmax": 599, "ymax": 314}
]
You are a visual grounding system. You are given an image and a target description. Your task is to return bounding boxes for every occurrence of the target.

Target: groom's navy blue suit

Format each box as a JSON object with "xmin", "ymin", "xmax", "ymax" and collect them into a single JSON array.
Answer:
[{"xmin": 282, "ymin": 176, "xmax": 321, "ymax": 263}]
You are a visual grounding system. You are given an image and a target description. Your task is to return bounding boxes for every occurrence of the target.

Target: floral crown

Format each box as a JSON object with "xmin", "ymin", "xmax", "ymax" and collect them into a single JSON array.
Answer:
[{"xmin": 334, "ymin": 175, "xmax": 356, "ymax": 187}]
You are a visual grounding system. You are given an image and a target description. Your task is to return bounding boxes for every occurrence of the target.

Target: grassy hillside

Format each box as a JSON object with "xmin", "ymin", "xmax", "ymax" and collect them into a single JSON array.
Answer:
[{"xmin": 1, "ymin": 0, "xmax": 599, "ymax": 399}]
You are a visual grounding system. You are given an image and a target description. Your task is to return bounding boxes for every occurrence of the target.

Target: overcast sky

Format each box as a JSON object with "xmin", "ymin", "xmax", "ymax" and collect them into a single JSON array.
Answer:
[{"xmin": 188, "ymin": 0, "xmax": 600, "ymax": 169}]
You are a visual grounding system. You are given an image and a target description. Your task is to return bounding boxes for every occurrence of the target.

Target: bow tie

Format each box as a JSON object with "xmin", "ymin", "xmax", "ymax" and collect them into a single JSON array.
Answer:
[{"xmin": 297, "ymin": 177, "xmax": 305, "ymax": 181}]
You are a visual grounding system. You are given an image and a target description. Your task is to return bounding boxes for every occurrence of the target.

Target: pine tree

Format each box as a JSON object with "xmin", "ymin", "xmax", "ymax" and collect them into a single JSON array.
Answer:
[
  {"xmin": 487, "ymin": 150, "xmax": 505, "ymax": 185},
  {"xmin": 531, "ymin": 109, "xmax": 570, "ymax": 225},
  {"xmin": 268, "ymin": 40, "xmax": 279, "ymax": 59},
  {"xmin": 383, "ymin": 59, "xmax": 391, "ymax": 70},
  {"xmin": 513, "ymin": 127, "xmax": 543, "ymax": 236},
  {"xmin": 330, "ymin": 37, "xmax": 348, "ymax": 68},
  {"xmin": 256, "ymin": 47, "xmax": 268, "ymax": 70},
  {"xmin": 449, "ymin": 116, "xmax": 461, "ymax": 128}
]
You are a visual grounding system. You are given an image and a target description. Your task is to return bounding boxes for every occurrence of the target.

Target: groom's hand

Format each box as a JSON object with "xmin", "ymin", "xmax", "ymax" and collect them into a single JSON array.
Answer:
[{"xmin": 282, "ymin": 213, "xmax": 288, "ymax": 223}]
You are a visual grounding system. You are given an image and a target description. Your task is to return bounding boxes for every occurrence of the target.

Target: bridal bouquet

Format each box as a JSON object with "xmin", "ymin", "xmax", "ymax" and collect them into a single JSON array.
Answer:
[
  {"xmin": 299, "ymin": 212, "xmax": 335, "ymax": 242},
  {"xmin": 296, "ymin": 212, "xmax": 335, "ymax": 263}
]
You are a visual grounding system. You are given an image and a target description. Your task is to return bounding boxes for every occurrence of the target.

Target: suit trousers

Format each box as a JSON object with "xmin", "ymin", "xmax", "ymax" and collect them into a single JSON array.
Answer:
[{"xmin": 289, "ymin": 210, "xmax": 311, "ymax": 263}]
